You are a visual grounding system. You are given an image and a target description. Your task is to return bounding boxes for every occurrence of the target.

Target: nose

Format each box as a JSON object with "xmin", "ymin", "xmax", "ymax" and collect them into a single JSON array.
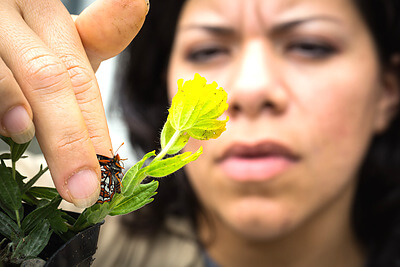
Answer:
[{"xmin": 227, "ymin": 40, "xmax": 288, "ymax": 118}]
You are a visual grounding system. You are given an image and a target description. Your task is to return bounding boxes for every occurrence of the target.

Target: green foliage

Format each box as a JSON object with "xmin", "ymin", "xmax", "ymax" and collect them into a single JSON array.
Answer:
[
  {"xmin": 0, "ymin": 212, "xmax": 23, "ymax": 243},
  {"xmin": 0, "ymin": 161, "xmax": 22, "ymax": 212},
  {"xmin": 12, "ymin": 221, "xmax": 52, "ymax": 262},
  {"xmin": 24, "ymin": 187, "xmax": 58, "ymax": 202},
  {"xmin": 0, "ymin": 139, "xmax": 64, "ymax": 265},
  {"xmin": 0, "ymin": 73, "xmax": 229, "ymax": 265},
  {"xmin": 122, "ymin": 151, "xmax": 155, "ymax": 197},
  {"xmin": 109, "ymin": 181, "xmax": 158, "ymax": 216},
  {"xmin": 146, "ymin": 148, "xmax": 203, "ymax": 177},
  {"xmin": 0, "ymin": 136, "xmax": 30, "ymax": 162},
  {"xmin": 160, "ymin": 121, "xmax": 189, "ymax": 155}
]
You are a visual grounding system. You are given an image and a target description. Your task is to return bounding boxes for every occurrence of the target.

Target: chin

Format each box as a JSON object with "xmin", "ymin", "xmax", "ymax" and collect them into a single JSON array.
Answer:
[{"xmin": 221, "ymin": 196, "xmax": 299, "ymax": 241}]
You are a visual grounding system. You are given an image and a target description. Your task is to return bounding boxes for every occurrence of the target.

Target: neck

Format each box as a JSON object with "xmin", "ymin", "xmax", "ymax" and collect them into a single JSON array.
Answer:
[{"xmin": 199, "ymin": 184, "xmax": 365, "ymax": 267}]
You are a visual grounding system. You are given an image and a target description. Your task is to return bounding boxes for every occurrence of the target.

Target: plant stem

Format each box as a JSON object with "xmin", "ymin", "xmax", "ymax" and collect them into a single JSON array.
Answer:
[
  {"xmin": 11, "ymin": 160, "xmax": 21, "ymax": 227},
  {"xmin": 12, "ymin": 160, "xmax": 16, "ymax": 181},
  {"xmin": 15, "ymin": 210, "xmax": 21, "ymax": 228},
  {"xmin": 153, "ymin": 130, "xmax": 182, "ymax": 162}
]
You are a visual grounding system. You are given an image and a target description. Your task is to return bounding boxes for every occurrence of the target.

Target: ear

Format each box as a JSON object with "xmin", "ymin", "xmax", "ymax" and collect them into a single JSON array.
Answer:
[{"xmin": 374, "ymin": 54, "xmax": 400, "ymax": 133}]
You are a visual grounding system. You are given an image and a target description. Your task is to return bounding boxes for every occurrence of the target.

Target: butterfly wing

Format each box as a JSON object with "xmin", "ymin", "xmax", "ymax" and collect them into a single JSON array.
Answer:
[{"xmin": 96, "ymin": 154, "xmax": 124, "ymax": 204}]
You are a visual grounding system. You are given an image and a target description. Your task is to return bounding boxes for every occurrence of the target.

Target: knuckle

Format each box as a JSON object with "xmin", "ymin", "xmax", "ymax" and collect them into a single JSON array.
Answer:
[
  {"xmin": 24, "ymin": 54, "xmax": 70, "ymax": 93},
  {"xmin": 76, "ymin": 90, "xmax": 101, "ymax": 108},
  {"xmin": 66, "ymin": 64, "xmax": 95, "ymax": 96},
  {"xmin": 55, "ymin": 127, "xmax": 91, "ymax": 153},
  {"xmin": 89, "ymin": 131, "xmax": 110, "ymax": 150}
]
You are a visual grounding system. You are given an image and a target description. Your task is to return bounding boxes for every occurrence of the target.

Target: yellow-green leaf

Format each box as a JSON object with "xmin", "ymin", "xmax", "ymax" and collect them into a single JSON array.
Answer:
[
  {"xmin": 168, "ymin": 73, "xmax": 229, "ymax": 139},
  {"xmin": 187, "ymin": 118, "xmax": 229, "ymax": 140},
  {"xmin": 160, "ymin": 120, "xmax": 190, "ymax": 155},
  {"xmin": 109, "ymin": 181, "xmax": 158, "ymax": 216},
  {"xmin": 146, "ymin": 147, "xmax": 203, "ymax": 178},
  {"xmin": 122, "ymin": 151, "xmax": 156, "ymax": 196}
]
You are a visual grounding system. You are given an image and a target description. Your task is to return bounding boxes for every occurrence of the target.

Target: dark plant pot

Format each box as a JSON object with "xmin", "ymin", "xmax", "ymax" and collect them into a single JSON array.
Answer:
[
  {"xmin": 43, "ymin": 221, "xmax": 103, "ymax": 267},
  {"xmin": 3, "ymin": 220, "xmax": 103, "ymax": 267},
  {"xmin": 16, "ymin": 205, "xmax": 104, "ymax": 267}
]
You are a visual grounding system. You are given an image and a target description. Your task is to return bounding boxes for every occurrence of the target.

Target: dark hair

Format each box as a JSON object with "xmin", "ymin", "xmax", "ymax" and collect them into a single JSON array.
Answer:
[{"xmin": 116, "ymin": 0, "xmax": 400, "ymax": 265}]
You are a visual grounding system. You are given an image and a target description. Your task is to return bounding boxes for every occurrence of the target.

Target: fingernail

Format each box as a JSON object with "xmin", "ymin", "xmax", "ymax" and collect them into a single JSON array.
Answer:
[
  {"xmin": 67, "ymin": 169, "xmax": 100, "ymax": 208},
  {"xmin": 2, "ymin": 106, "xmax": 35, "ymax": 144},
  {"xmin": 145, "ymin": 0, "xmax": 150, "ymax": 15}
]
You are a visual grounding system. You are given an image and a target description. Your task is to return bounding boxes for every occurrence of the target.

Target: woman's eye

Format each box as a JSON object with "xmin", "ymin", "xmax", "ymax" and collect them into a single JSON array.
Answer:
[
  {"xmin": 186, "ymin": 46, "xmax": 229, "ymax": 63},
  {"xmin": 287, "ymin": 41, "xmax": 337, "ymax": 59}
]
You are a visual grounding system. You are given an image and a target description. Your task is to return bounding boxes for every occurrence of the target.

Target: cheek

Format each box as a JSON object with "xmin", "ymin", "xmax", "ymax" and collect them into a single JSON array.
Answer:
[
  {"xmin": 293, "ymin": 50, "xmax": 381, "ymax": 157},
  {"xmin": 293, "ymin": 60, "xmax": 382, "ymax": 203},
  {"xmin": 309, "ymin": 75, "xmax": 379, "ymax": 154}
]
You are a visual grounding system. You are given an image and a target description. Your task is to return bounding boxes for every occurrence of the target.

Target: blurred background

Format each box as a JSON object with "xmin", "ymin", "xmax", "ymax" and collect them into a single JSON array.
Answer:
[
  {"xmin": 0, "ymin": 0, "xmax": 137, "ymax": 164},
  {"xmin": 61, "ymin": 0, "xmax": 94, "ymax": 13}
]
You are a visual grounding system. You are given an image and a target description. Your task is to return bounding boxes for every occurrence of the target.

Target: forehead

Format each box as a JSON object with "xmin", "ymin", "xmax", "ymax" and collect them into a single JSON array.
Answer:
[{"xmin": 179, "ymin": 0, "xmax": 360, "ymax": 28}]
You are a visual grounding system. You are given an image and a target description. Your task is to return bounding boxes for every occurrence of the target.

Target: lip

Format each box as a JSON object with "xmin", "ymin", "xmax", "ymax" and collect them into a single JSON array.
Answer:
[{"xmin": 217, "ymin": 141, "xmax": 299, "ymax": 182}]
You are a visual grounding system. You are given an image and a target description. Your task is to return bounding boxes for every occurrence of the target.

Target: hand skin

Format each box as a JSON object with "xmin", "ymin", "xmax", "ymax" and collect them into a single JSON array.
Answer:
[{"xmin": 0, "ymin": 0, "xmax": 149, "ymax": 208}]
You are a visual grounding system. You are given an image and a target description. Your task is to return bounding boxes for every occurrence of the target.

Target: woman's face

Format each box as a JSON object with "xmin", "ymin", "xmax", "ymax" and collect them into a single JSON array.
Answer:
[{"xmin": 167, "ymin": 0, "xmax": 397, "ymax": 240}]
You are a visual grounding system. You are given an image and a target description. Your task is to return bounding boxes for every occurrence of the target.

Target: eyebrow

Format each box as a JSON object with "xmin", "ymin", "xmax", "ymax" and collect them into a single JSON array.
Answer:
[
  {"xmin": 179, "ymin": 16, "xmax": 341, "ymax": 36},
  {"xmin": 179, "ymin": 25, "xmax": 235, "ymax": 35},
  {"xmin": 271, "ymin": 16, "xmax": 342, "ymax": 35}
]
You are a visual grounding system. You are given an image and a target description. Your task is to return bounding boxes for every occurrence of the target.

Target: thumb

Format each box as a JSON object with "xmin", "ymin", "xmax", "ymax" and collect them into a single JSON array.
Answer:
[{"xmin": 74, "ymin": 0, "xmax": 149, "ymax": 70}]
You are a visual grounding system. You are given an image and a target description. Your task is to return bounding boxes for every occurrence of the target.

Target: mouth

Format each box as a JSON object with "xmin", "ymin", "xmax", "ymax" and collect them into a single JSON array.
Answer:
[{"xmin": 217, "ymin": 141, "xmax": 299, "ymax": 182}]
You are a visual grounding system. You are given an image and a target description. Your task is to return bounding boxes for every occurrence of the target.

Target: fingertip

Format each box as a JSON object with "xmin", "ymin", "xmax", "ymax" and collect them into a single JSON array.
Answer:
[
  {"xmin": 11, "ymin": 123, "xmax": 35, "ymax": 144},
  {"xmin": 66, "ymin": 169, "xmax": 101, "ymax": 208},
  {"xmin": 76, "ymin": 0, "xmax": 148, "ymax": 61},
  {"xmin": 2, "ymin": 106, "xmax": 35, "ymax": 144}
]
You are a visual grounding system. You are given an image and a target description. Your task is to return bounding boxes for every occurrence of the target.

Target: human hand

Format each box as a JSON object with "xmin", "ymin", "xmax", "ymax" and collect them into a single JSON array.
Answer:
[{"xmin": 0, "ymin": 0, "xmax": 149, "ymax": 208}]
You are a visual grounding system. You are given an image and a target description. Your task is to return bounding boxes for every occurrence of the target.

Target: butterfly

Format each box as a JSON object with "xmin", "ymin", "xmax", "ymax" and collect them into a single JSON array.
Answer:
[{"xmin": 96, "ymin": 145, "xmax": 125, "ymax": 204}]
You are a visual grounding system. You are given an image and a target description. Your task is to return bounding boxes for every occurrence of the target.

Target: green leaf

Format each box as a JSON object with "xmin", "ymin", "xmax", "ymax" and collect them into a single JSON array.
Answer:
[
  {"xmin": 0, "ymin": 211, "xmax": 23, "ymax": 243},
  {"xmin": 0, "ymin": 153, "xmax": 11, "ymax": 160},
  {"xmin": 146, "ymin": 147, "xmax": 203, "ymax": 178},
  {"xmin": 61, "ymin": 212, "xmax": 78, "ymax": 226},
  {"xmin": 20, "ymin": 199, "xmax": 68, "ymax": 236},
  {"xmin": 22, "ymin": 165, "xmax": 49, "ymax": 194},
  {"xmin": 84, "ymin": 203, "xmax": 110, "ymax": 225},
  {"xmin": 14, "ymin": 170, "xmax": 26, "ymax": 192},
  {"xmin": 21, "ymin": 193, "xmax": 39, "ymax": 206},
  {"xmin": 168, "ymin": 73, "xmax": 229, "ymax": 137},
  {"xmin": 25, "ymin": 187, "xmax": 58, "ymax": 201},
  {"xmin": 197, "ymin": 89, "xmax": 229, "ymax": 120},
  {"xmin": 0, "ymin": 135, "xmax": 12, "ymax": 146},
  {"xmin": 168, "ymin": 76, "xmax": 205, "ymax": 131},
  {"xmin": 0, "ymin": 161, "xmax": 22, "ymax": 211},
  {"xmin": 122, "ymin": 151, "xmax": 155, "ymax": 196},
  {"xmin": 110, "ymin": 181, "xmax": 158, "ymax": 216},
  {"xmin": 1, "ymin": 135, "xmax": 31, "ymax": 162},
  {"xmin": 47, "ymin": 209, "xmax": 69, "ymax": 235},
  {"xmin": 74, "ymin": 202, "xmax": 110, "ymax": 232},
  {"xmin": 13, "ymin": 221, "xmax": 52, "ymax": 259},
  {"xmin": 0, "ymin": 201, "xmax": 24, "ymax": 222},
  {"xmin": 12, "ymin": 143, "xmax": 31, "ymax": 163},
  {"xmin": 21, "ymin": 196, "xmax": 62, "ymax": 234},
  {"xmin": 160, "ymin": 121, "xmax": 189, "ymax": 155},
  {"xmin": 186, "ymin": 118, "xmax": 229, "ymax": 140}
]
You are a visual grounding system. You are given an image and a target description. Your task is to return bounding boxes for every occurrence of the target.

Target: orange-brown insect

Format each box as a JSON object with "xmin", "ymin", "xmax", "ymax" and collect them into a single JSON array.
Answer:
[{"xmin": 96, "ymin": 144, "xmax": 125, "ymax": 204}]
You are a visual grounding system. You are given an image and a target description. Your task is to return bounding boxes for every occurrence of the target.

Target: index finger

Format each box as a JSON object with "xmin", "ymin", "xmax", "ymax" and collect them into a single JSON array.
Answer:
[{"xmin": 0, "ymin": 1, "xmax": 102, "ymax": 207}]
